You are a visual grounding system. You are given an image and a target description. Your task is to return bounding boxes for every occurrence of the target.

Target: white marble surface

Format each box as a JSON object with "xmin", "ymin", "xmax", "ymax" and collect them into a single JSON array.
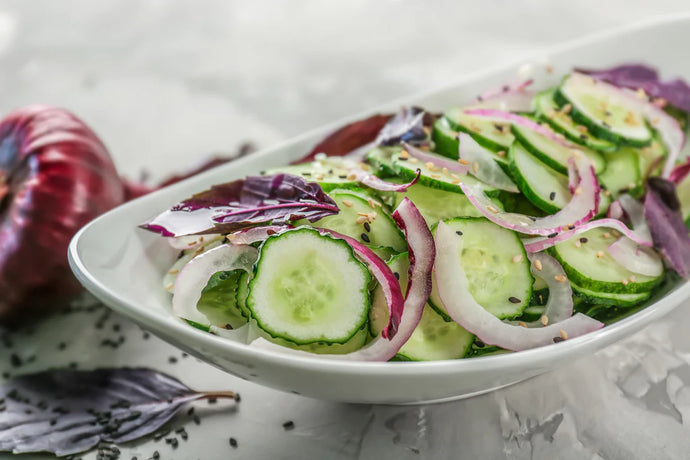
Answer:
[{"xmin": 2, "ymin": 1, "xmax": 690, "ymax": 458}]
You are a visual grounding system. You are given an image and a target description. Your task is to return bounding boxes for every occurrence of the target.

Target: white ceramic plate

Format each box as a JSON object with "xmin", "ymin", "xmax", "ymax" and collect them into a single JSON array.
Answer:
[{"xmin": 69, "ymin": 15, "xmax": 690, "ymax": 404}]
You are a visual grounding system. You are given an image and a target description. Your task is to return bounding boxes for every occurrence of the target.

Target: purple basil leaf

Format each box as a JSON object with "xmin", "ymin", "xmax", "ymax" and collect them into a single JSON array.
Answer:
[
  {"xmin": 644, "ymin": 177, "xmax": 690, "ymax": 277},
  {"xmin": 577, "ymin": 63, "xmax": 690, "ymax": 112},
  {"xmin": 375, "ymin": 106, "xmax": 433, "ymax": 147},
  {"xmin": 141, "ymin": 173, "xmax": 339, "ymax": 237},
  {"xmin": 0, "ymin": 367, "xmax": 238, "ymax": 456}
]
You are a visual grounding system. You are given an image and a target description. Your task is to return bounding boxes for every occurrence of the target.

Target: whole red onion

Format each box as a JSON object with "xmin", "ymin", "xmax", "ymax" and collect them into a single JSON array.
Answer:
[{"xmin": 0, "ymin": 106, "xmax": 125, "ymax": 323}]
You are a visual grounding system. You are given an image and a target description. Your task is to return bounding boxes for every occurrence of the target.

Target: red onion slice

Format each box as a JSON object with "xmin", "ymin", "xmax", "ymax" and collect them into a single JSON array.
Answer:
[
  {"xmin": 617, "ymin": 194, "xmax": 652, "ymax": 242},
  {"xmin": 353, "ymin": 167, "xmax": 419, "ymax": 192},
  {"xmin": 522, "ymin": 217, "xmax": 653, "ymax": 252},
  {"xmin": 458, "ymin": 133, "xmax": 519, "ymax": 193},
  {"xmin": 251, "ymin": 198, "xmax": 433, "ymax": 360},
  {"xmin": 167, "ymin": 234, "xmax": 223, "ymax": 250},
  {"xmin": 461, "ymin": 155, "xmax": 599, "ymax": 236},
  {"xmin": 607, "ymin": 236, "xmax": 664, "ymax": 277},
  {"xmin": 172, "ymin": 244, "xmax": 259, "ymax": 326},
  {"xmin": 472, "ymin": 80, "xmax": 535, "ymax": 112},
  {"xmin": 670, "ymin": 158, "xmax": 690, "ymax": 185},
  {"xmin": 226, "ymin": 225, "xmax": 291, "ymax": 245},
  {"xmin": 402, "ymin": 142, "xmax": 469, "ymax": 175},
  {"xmin": 507, "ymin": 253, "xmax": 573, "ymax": 327},
  {"xmin": 434, "ymin": 222, "xmax": 603, "ymax": 351}
]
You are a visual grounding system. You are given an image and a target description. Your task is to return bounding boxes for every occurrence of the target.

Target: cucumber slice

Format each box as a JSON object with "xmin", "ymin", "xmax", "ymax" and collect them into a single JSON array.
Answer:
[
  {"xmin": 638, "ymin": 134, "xmax": 667, "ymax": 177},
  {"xmin": 511, "ymin": 123, "xmax": 605, "ymax": 174},
  {"xmin": 509, "ymin": 141, "xmax": 571, "ymax": 214},
  {"xmin": 196, "ymin": 269, "xmax": 248, "ymax": 329},
  {"xmin": 432, "ymin": 117, "xmax": 460, "ymax": 159},
  {"xmin": 308, "ymin": 189, "xmax": 407, "ymax": 252},
  {"xmin": 571, "ymin": 282, "xmax": 651, "ymax": 307},
  {"xmin": 247, "ymin": 228, "xmax": 371, "ymax": 345},
  {"xmin": 551, "ymin": 227, "xmax": 664, "ymax": 294},
  {"xmin": 391, "ymin": 149, "xmax": 497, "ymax": 194},
  {"xmin": 396, "ymin": 305, "xmax": 474, "ymax": 361},
  {"xmin": 534, "ymin": 88, "xmax": 617, "ymax": 152},
  {"xmin": 556, "ymin": 73, "xmax": 652, "ymax": 147},
  {"xmin": 261, "ymin": 324, "xmax": 370, "ymax": 355},
  {"xmin": 366, "ymin": 146, "xmax": 399, "ymax": 178},
  {"xmin": 443, "ymin": 107, "xmax": 513, "ymax": 156},
  {"xmin": 427, "ymin": 217, "xmax": 533, "ymax": 319},
  {"xmin": 236, "ymin": 271, "xmax": 251, "ymax": 319},
  {"xmin": 519, "ymin": 305, "xmax": 547, "ymax": 322},
  {"xmin": 598, "ymin": 147, "xmax": 641, "ymax": 197},
  {"xmin": 677, "ymin": 174, "xmax": 690, "ymax": 227},
  {"xmin": 264, "ymin": 161, "xmax": 358, "ymax": 192},
  {"xmin": 392, "ymin": 182, "xmax": 483, "ymax": 227}
]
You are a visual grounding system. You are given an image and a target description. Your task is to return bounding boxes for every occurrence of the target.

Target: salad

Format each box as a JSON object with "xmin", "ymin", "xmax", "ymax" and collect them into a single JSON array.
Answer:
[{"xmin": 141, "ymin": 63, "xmax": 690, "ymax": 362}]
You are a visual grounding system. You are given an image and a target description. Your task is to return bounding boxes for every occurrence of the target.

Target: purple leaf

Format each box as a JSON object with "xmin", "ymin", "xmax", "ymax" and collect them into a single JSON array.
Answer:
[
  {"xmin": 576, "ymin": 63, "xmax": 690, "ymax": 112},
  {"xmin": 141, "ymin": 174, "xmax": 339, "ymax": 237},
  {"xmin": 375, "ymin": 106, "xmax": 433, "ymax": 147},
  {"xmin": 0, "ymin": 367, "xmax": 238, "ymax": 456},
  {"xmin": 644, "ymin": 177, "xmax": 690, "ymax": 277}
]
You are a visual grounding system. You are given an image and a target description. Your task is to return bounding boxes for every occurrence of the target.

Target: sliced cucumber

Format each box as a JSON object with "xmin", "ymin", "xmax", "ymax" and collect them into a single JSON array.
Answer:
[
  {"xmin": 571, "ymin": 282, "xmax": 651, "ymax": 307},
  {"xmin": 638, "ymin": 133, "xmax": 667, "ymax": 177},
  {"xmin": 598, "ymin": 147, "xmax": 641, "ymax": 197},
  {"xmin": 444, "ymin": 107, "xmax": 513, "ymax": 155},
  {"xmin": 428, "ymin": 218, "xmax": 533, "ymax": 319},
  {"xmin": 260, "ymin": 324, "xmax": 370, "ymax": 355},
  {"xmin": 518, "ymin": 305, "xmax": 547, "ymax": 322},
  {"xmin": 511, "ymin": 123, "xmax": 605, "ymax": 174},
  {"xmin": 366, "ymin": 146, "xmax": 399, "ymax": 178},
  {"xmin": 432, "ymin": 117, "xmax": 460, "ymax": 159},
  {"xmin": 308, "ymin": 189, "xmax": 407, "ymax": 252},
  {"xmin": 392, "ymin": 182, "xmax": 483, "ymax": 227},
  {"xmin": 236, "ymin": 271, "xmax": 251, "ymax": 319},
  {"xmin": 196, "ymin": 269, "xmax": 248, "ymax": 329},
  {"xmin": 551, "ymin": 227, "xmax": 664, "ymax": 294},
  {"xmin": 391, "ymin": 149, "xmax": 497, "ymax": 195},
  {"xmin": 264, "ymin": 161, "xmax": 358, "ymax": 192},
  {"xmin": 534, "ymin": 88, "xmax": 617, "ymax": 152},
  {"xmin": 509, "ymin": 141, "xmax": 572, "ymax": 214},
  {"xmin": 556, "ymin": 73, "xmax": 652, "ymax": 147},
  {"xmin": 397, "ymin": 305, "xmax": 474, "ymax": 361},
  {"xmin": 247, "ymin": 228, "xmax": 371, "ymax": 345},
  {"xmin": 677, "ymin": 174, "xmax": 690, "ymax": 227}
]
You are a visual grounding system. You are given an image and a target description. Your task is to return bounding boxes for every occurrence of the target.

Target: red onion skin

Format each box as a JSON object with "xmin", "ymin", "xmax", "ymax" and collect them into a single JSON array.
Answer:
[{"xmin": 0, "ymin": 106, "xmax": 125, "ymax": 323}]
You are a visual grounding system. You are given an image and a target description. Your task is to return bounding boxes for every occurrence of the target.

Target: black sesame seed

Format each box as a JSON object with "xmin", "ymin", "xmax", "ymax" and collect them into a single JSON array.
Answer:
[
  {"xmin": 363, "ymin": 222, "xmax": 371, "ymax": 232},
  {"xmin": 580, "ymin": 237, "xmax": 588, "ymax": 243},
  {"xmin": 143, "ymin": 332, "xmax": 150, "ymax": 340},
  {"xmin": 547, "ymin": 232, "xmax": 558, "ymax": 238},
  {"xmin": 361, "ymin": 233, "xmax": 370, "ymax": 243},
  {"xmin": 455, "ymin": 230, "xmax": 463, "ymax": 236},
  {"xmin": 234, "ymin": 393, "xmax": 241, "ymax": 403},
  {"xmin": 338, "ymin": 174, "xmax": 348, "ymax": 179},
  {"xmin": 579, "ymin": 134, "xmax": 587, "ymax": 140},
  {"xmin": 553, "ymin": 336, "xmax": 565, "ymax": 343},
  {"xmin": 168, "ymin": 356, "xmax": 178, "ymax": 364},
  {"xmin": 193, "ymin": 415, "xmax": 201, "ymax": 425},
  {"xmin": 282, "ymin": 420, "xmax": 295, "ymax": 430},
  {"xmin": 398, "ymin": 156, "xmax": 408, "ymax": 161},
  {"xmin": 508, "ymin": 297, "xmax": 521, "ymax": 304},
  {"xmin": 475, "ymin": 340, "xmax": 485, "ymax": 348},
  {"xmin": 393, "ymin": 272, "xmax": 400, "ymax": 280},
  {"xmin": 152, "ymin": 451, "xmax": 160, "ymax": 459},
  {"xmin": 229, "ymin": 437, "xmax": 238, "ymax": 448},
  {"xmin": 301, "ymin": 172, "xmax": 312, "ymax": 176},
  {"xmin": 549, "ymin": 191, "xmax": 556, "ymax": 200},
  {"xmin": 207, "ymin": 397, "xmax": 217, "ymax": 404},
  {"xmin": 58, "ymin": 342, "xmax": 67, "ymax": 350},
  {"xmin": 187, "ymin": 407, "xmax": 195, "ymax": 416},
  {"xmin": 10, "ymin": 353, "xmax": 22, "ymax": 368}
]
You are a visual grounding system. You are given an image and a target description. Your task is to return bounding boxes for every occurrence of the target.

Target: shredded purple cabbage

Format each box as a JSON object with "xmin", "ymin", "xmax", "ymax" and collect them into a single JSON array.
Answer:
[
  {"xmin": 644, "ymin": 177, "xmax": 690, "ymax": 277},
  {"xmin": 577, "ymin": 63, "xmax": 690, "ymax": 112},
  {"xmin": 140, "ymin": 174, "xmax": 339, "ymax": 237}
]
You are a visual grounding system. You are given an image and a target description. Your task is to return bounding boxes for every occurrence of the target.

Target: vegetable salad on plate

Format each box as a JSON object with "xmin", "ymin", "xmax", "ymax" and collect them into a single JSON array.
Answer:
[{"xmin": 141, "ymin": 64, "xmax": 690, "ymax": 361}]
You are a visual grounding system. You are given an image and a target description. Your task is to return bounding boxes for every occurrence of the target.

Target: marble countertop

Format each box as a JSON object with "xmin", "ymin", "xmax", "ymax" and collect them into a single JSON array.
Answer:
[{"xmin": 2, "ymin": 1, "xmax": 690, "ymax": 458}]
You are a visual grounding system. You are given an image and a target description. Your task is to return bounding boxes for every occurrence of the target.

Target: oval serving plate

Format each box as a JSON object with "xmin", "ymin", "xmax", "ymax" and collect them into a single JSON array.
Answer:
[{"xmin": 69, "ymin": 14, "xmax": 690, "ymax": 404}]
